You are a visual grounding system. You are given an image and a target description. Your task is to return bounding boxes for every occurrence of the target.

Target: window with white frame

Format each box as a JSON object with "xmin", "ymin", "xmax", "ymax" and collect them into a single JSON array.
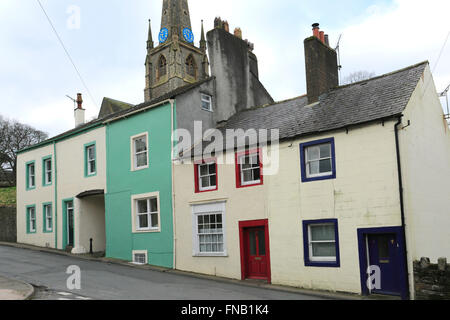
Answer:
[
  {"xmin": 303, "ymin": 221, "xmax": 339, "ymax": 265},
  {"xmin": 28, "ymin": 206, "xmax": 36, "ymax": 233},
  {"xmin": 201, "ymin": 94, "xmax": 212, "ymax": 112},
  {"xmin": 44, "ymin": 158, "xmax": 52, "ymax": 185},
  {"xmin": 132, "ymin": 251, "xmax": 148, "ymax": 265},
  {"xmin": 132, "ymin": 134, "xmax": 148, "ymax": 170},
  {"xmin": 238, "ymin": 151, "xmax": 261, "ymax": 186},
  {"xmin": 305, "ymin": 143, "xmax": 332, "ymax": 178},
  {"xmin": 197, "ymin": 162, "xmax": 217, "ymax": 192},
  {"xmin": 86, "ymin": 144, "xmax": 96, "ymax": 176},
  {"xmin": 134, "ymin": 196, "xmax": 159, "ymax": 232},
  {"xmin": 44, "ymin": 204, "xmax": 52, "ymax": 232},
  {"xmin": 192, "ymin": 202, "xmax": 226, "ymax": 256},
  {"xmin": 27, "ymin": 163, "xmax": 35, "ymax": 189}
]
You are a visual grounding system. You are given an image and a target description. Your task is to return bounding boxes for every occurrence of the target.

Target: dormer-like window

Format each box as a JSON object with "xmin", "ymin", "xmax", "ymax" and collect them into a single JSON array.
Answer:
[
  {"xmin": 185, "ymin": 55, "xmax": 197, "ymax": 78},
  {"xmin": 158, "ymin": 55, "xmax": 167, "ymax": 79}
]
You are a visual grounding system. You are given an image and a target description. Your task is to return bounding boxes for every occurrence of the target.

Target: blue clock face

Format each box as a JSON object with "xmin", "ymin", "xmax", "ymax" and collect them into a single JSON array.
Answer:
[
  {"xmin": 182, "ymin": 28, "xmax": 194, "ymax": 43},
  {"xmin": 159, "ymin": 28, "xmax": 169, "ymax": 44}
]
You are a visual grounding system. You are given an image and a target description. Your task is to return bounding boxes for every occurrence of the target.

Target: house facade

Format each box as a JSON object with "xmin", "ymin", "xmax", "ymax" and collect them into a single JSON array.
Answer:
[{"xmin": 172, "ymin": 25, "xmax": 450, "ymax": 300}]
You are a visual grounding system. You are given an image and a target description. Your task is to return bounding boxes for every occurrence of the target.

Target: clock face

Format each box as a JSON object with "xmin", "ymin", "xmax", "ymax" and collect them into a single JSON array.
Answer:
[
  {"xmin": 159, "ymin": 28, "xmax": 169, "ymax": 44},
  {"xmin": 182, "ymin": 28, "xmax": 194, "ymax": 43}
]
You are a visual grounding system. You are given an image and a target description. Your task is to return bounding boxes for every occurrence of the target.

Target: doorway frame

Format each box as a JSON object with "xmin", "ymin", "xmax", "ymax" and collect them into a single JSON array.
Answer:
[
  {"xmin": 238, "ymin": 219, "xmax": 271, "ymax": 283},
  {"xmin": 62, "ymin": 198, "xmax": 75, "ymax": 250},
  {"xmin": 357, "ymin": 226, "xmax": 408, "ymax": 300}
]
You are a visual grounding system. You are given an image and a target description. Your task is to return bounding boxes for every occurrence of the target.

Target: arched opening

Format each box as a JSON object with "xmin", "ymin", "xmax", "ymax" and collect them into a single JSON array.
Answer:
[
  {"xmin": 185, "ymin": 55, "xmax": 197, "ymax": 79},
  {"xmin": 157, "ymin": 55, "xmax": 167, "ymax": 79}
]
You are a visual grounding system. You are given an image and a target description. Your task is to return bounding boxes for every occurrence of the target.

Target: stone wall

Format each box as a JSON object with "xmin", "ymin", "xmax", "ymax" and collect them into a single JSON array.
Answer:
[
  {"xmin": 414, "ymin": 257, "xmax": 450, "ymax": 300},
  {"xmin": 0, "ymin": 206, "xmax": 16, "ymax": 242}
]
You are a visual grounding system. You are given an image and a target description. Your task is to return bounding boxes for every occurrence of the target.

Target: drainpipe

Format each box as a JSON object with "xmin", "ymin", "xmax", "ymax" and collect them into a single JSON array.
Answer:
[
  {"xmin": 53, "ymin": 141, "xmax": 58, "ymax": 249},
  {"xmin": 170, "ymin": 99, "xmax": 176, "ymax": 270},
  {"xmin": 394, "ymin": 115, "xmax": 410, "ymax": 300}
]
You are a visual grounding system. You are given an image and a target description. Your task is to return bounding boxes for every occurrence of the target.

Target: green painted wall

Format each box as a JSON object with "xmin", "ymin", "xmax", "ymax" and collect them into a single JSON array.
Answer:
[{"xmin": 105, "ymin": 102, "xmax": 175, "ymax": 268}]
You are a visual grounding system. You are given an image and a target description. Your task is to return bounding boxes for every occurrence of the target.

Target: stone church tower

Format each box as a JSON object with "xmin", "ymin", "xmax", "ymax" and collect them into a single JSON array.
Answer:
[{"xmin": 144, "ymin": 0, "xmax": 209, "ymax": 102}]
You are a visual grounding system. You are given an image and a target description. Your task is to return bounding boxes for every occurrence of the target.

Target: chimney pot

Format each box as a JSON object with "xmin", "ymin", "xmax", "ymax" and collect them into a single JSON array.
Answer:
[
  {"xmin": 234, "ymin": 28, "xmax": 242, "ymax": 39},
  {"xmin": 319, "ymin": 31, "xmax": 325, "ymax": 43},
  {"xmin": 324, "ymin": 34, "xmax": 330, "ymax": 46},
  {"xmin": 74, "ymin": 93, "xmax": 85, "ymax": 127},
  {"xmin": 76, "ymin": 93, "xmax": 83, "ymax": 109},
  {"xmin": 312, "ymin": 23, "xmax": 320, "ymax": 38}
]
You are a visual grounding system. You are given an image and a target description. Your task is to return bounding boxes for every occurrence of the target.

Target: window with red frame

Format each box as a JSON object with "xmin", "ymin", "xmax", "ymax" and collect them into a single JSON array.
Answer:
[
  {"xmin": 195, "ymin": 161, "xmax": 218, "ymax": 193},
  {"xmin": 236, "ymin": 150, "xmax": 263, "ymax": 188}
]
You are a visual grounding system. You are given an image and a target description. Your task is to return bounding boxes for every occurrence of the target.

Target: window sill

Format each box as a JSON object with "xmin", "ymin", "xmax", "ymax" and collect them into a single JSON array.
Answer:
[
  {"xmin": 133, "ymin": 229, "xmax": 161, "ymax": 234},
  {"xmin": 302, "ymin": 174, "xmax": 335, "ymax": 183},
  {"xmin": 304, "ymin": 261, "xmax": 340, "ymax": 268},
  {"xmin": 196, "ymin": 187, "xmax": 218, "ymax": 193},
  {"xmin": 237, "ymin": 181, "xmax": 263, "ymax": 188},
  {"xmin": 131, "ymin": 166, "xmax": 149, "ymax": 172},
  {"xmin": 193, "ymin": 253, "xmax": 228, "ymax": 258}
]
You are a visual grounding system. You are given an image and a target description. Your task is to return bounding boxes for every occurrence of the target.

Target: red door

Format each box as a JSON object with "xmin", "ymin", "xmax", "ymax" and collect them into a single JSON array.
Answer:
[{"xmin": 244, "ymin": 227, "xmax": 268, "ymax": 280}]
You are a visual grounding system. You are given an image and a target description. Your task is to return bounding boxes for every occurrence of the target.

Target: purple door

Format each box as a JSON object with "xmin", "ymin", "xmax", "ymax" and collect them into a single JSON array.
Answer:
[{"xmin": 367, "ymin": 234, "xmax": 401, "ymax": 296}]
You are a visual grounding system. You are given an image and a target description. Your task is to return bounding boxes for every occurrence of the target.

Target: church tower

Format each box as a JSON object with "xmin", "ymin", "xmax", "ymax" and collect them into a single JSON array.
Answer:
[{"xmin": 144, "ymin": 0, "xmax": 209, "ymax": 102}]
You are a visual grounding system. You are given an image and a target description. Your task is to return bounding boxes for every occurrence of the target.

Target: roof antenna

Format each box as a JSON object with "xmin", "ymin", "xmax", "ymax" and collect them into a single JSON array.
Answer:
[
  {"xmin": 335, "ymin": 34, "xmax": 343, "ymax": 84},
  {"xmin": 66, "ymin": 94, "xmax": 77, "ymax": 108}
]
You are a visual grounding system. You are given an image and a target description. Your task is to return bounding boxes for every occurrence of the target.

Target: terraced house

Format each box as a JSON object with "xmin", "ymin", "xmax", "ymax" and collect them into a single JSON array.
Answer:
[
  {"xmin": 16, "ymin": 0, "xmax": 272, "ymax": 269},
  {"xmin": 16, "ymin": 0, "xmax": 450, "ymax": 300},
  {"xmin": 172, "ymin": 25, "xmax": 450, "ymax": 300}
]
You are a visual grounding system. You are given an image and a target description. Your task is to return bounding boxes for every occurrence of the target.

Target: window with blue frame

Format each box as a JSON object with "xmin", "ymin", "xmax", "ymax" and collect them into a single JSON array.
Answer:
[
  {"xmin": 302, "ymin": 219, "xmax": 340, "ymax": 267},
  {"xmin": 299, "ymin": 138, "xmax": 336, "ymax": 182}
]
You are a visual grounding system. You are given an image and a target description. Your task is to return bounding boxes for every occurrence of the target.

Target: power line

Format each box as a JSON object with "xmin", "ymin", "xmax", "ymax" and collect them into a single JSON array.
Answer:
[{"xmin": 36, "ymin": 0, "xmax": 98, "ymax": 108}]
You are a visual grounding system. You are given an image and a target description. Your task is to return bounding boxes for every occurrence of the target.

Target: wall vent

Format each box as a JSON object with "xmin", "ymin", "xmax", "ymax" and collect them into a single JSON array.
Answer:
[{"xmin": 132, "ymin": 251, "xmax": 148, "ymax": 265}]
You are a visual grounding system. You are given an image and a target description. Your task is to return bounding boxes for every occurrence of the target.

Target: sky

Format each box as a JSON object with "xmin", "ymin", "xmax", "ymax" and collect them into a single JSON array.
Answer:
[{"xmin": 0, "ymin": 0, "xmax": 449, "ymax": 137}]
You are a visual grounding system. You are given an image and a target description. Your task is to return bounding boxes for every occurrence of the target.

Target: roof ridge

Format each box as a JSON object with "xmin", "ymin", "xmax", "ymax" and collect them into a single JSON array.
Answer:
[{"xmin": 335, "ymin": 60, "xmax": 429, "ymax": 90}]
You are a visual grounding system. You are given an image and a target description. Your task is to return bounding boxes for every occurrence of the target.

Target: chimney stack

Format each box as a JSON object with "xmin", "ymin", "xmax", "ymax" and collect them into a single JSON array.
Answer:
[
  {"xmin": 304, "ymin": 23, "xmax": 339, "ymax": 104},
  {"xmin": 74, "ymin": 93, "xmax": 85, "ymax": 127}
]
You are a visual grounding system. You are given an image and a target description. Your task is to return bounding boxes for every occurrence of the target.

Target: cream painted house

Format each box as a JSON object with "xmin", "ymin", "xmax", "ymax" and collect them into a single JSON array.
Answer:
[
  {"xmin": 173, "ymin": 50, "xmax": 450, "ymax": 300},
  {"xmin": 17, "ymin": 102, "xmax": 107, "ymax": 254}
]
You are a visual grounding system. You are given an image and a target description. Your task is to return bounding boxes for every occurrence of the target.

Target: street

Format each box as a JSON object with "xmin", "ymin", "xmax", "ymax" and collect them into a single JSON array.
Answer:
[{"xmin": 0, "ymin": 245, "xmax": 326, "ymax": 300}]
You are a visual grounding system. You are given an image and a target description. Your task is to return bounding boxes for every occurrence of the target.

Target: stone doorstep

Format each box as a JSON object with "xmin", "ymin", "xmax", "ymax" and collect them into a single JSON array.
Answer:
[{"xmin": 0, "ymin": 289, "xmax": 24, "ymax": 300}]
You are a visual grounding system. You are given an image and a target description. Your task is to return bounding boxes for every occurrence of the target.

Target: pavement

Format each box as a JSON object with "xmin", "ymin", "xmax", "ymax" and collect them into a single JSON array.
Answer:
[
  {"xmin": 0, "ymin": 241, "xmax": 367, "ymax": 300},
  {"xmin": 0, "ymin": 275, "xmax": 34, "ymax": 300}
]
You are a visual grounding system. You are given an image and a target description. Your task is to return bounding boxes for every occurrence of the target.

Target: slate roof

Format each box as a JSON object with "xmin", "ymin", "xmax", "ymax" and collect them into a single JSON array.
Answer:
[
  {"xmin": 220, "ymin": 61, "xmax": 428, "ymax": 140},
  {"xmin": 98, "ymin": 98, "xmax": 134, "ymax": 118},
  {"xmin": 18, "ymin": 77, "xmax": 215, "ymax": 154}
]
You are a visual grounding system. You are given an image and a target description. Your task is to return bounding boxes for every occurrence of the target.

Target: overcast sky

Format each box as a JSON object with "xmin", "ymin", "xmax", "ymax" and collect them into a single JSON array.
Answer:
[{"xmin": 0, "ymin": 0, "xmax": 449, "ymax": 137}]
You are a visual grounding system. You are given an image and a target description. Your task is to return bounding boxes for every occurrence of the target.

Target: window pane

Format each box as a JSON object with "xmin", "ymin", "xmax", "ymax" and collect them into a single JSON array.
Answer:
[
  {"xmin": 242, "ymin": 170, "xmax": 253, "ymax": 183},
  {"xmin": 319, "ymin": 159, "xmax": 332, "ymax": 173},
  {"xmin": 47, "ymin": 172, "xmax": 52, "ymax": 183},
  {"xmin": 378, "ymin": 235, "xmax": 391, "ymax": 260},
  {"xmin": 149, "ymin": 198, "xmax": 158, "ymax": 212},
  {"xmin": 249, "ymin": 231, "xmax": 257, "ymax": 255},
  {"xmin": 252, "ymin": 168, "xmax": 261, "ymax": 181},
  {"xmin": 209, "ymin": 175, "xmax": 217, "ymax": 187},
  {"xmin": 320, "ymin": 144, "xmax": 331, "ymax": 158},
  {"xmin": 308, "ymin": 161, "xmax": 319, "ymax": 175},
  {"xmin": 137, "ymin": 200, "xmax": 148, "ymax": 214},
  {"xmin": 136, "ymin": 153, "xmax": 147, "ymax": 167},
  {"xmin": 89, "ymin": 160, "xmax": 96, "ymax": 173},
  {"xmin": 30, "ymin": 164, "xmax": 35, "ymax": 175},
  {"xmin": 135, "ymin": 138, "xmax": 147, "ymax": 153},
  {"xmin": 208, "ymin": 164, "xmax": 216, "ymax": 175},
  {"xmin": 201, "ymin": 177, "xmax": 210, "ymax": 188},
  {"xmin": 138, "ymin": 214, "xmax": 149, "ymax": 228},
  {"xmin": 151, "ymin": 213, "xmax": 158, "ymax": 228},
  {"xmin": 310, "ymin": 224, "xmax": 335, "ymax": 241},
  {"xmin": 307, "ymin": 146, "xmax": 319, "ymax": 161},
  {"xmin": 88, "ymin": 147, "xmax": 95, "ymax": 160},
  {"xmin": 46, "ymin": 160, "xmax": 51, "ymax": 171},
  {"xmin": 312, "ymin": 242, "xmax": 336, "ymax": 257},
  {"xmin": 258, "ymin": 229, "xmax": 266, "ymax": 255},
  {"xmin": 199, "ymin": 164, "xmax": 208, "ymax": 176}
]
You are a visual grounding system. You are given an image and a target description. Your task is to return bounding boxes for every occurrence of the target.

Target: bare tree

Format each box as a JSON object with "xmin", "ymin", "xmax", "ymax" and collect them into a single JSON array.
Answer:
[
  {"xmin": 343, "ymin": 71, "xmax": 376, "ymax": 85},
  {"xmin": 0, "ymin": 116, "xmax": 48, "ymax": 186}
]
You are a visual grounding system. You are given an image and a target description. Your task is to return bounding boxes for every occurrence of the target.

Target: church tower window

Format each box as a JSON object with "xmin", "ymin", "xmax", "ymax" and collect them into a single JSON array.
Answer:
[
  {"xmin": 186, "ymin": 55, "xmax": 197, "ymax": 79},
  {"xmin": 158, "ymin": 55, "xmax": 167, "ymax": 79}
]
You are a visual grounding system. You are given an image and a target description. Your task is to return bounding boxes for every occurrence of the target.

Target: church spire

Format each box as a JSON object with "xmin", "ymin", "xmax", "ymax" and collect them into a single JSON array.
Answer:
[
  {"xmin": 160, "ymin": 0, "xmax": 192, "ymax": 43},
  {"xmin": 200, "ymin": 20, "xmax": 206, "ymax": 52},
  {"xmin": 147, "ymin": 19, "xmax": 154, "ymax": 50}
]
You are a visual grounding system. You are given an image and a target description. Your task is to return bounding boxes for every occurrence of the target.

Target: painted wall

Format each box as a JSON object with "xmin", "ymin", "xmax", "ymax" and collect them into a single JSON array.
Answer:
[
  {"xmin": 17, "ymin": 144, "xmax": 55, "ymax": 248},
  {"xmin": 173, "ymin": 120, "xmax": 403, "ymax": 294},
  {"xmin": 16, "ymin": 126, "xmax": 107, "ymax": 253},
  {"xmin": 105, "ymin": 102, "xmax": 174, "ymax": 268},
  {"xmin": 399, "ymin": 65, "xmax": 450, "ymax": 298},
  {"xmin": 55, "ymin": 127, "xmax": 106, "ymax": 253}
]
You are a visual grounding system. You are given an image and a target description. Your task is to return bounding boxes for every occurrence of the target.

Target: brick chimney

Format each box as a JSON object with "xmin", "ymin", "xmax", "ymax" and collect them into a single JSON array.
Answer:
[
  {"xmin": 74, "ymin": 93, "xmax": 85, "ymax": 127},
  {"xmin": 304, "ymin": 23, "xmax": 339, "ymax": 104}
]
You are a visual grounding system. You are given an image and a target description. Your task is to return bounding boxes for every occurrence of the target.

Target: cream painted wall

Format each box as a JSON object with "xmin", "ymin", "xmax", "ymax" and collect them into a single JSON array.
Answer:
[
  {"xmin": 399, "ymin": 65, "xmax": 450, "ymax": 298},
  {"xmin": 55, "ymin": 127, "xmax": 106, "ymax": 252},
  {"xmin": 17, "ymin": 144, "xmax": 55, "ymax": 248},
  {"xmin": 173, "ymin": 120, "xmax": 403, "ymax": 294},
  {"xmin": 16, "ymin": 126, "xmax": 107, "ymax": 253}
]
